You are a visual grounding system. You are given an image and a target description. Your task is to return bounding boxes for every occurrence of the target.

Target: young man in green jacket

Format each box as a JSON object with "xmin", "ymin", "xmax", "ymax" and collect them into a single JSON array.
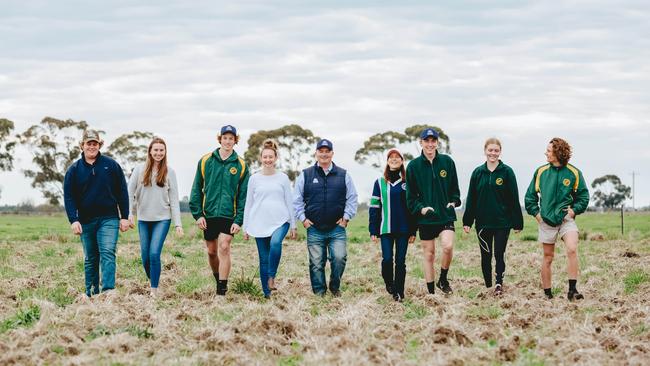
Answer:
[
  {"xmin": 406, "ymin": 128, "xmax": 461, "ymax": 295},
  {"xmin": 525, "ymin": 137, "xmax": 589, "ymax": 301},
  {"xmin": 190, "ymin": 125, "xmax": 250, "ymax": 295}
]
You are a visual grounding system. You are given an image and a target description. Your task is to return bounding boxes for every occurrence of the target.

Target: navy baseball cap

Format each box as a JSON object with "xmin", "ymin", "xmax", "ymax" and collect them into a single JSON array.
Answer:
[
  {"xmin": 220, "ymin": 124, "xmax": 237, "ymax": 136},
  {"xmin": 316, "ymin": 139, "xmax": 333, "ymax": 150},
  {"xmin": 420, "ymin": 128, "xmax": 439, "ymax": 140}
]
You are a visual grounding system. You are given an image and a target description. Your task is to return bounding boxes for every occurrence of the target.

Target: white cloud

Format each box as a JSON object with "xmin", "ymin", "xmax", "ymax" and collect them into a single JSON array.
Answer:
[{"xmin": 1, "ymin": 1, "xmax": 649, "ymax": 208}]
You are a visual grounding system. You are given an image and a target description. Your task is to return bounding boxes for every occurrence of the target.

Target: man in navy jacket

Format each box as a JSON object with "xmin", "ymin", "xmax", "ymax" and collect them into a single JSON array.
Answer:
[
  {"xmin": 293, "ymin": 139, "xmax": 358, "ymax": 296},
  {"xmin": 63, "ymin": 130, "xmax": 130, "ymax": 297}
]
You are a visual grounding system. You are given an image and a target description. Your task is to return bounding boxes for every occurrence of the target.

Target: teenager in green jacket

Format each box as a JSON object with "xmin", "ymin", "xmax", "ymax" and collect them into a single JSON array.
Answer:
[
  {"xmin": 406, "ymin": 128, "xmax": 461, "ymax": 295},
  {"xmin": 189, "ymin": 125, "xmax": 250, "ymax": 295},
  {"xmin": 524, "ymin": 137, "xmax": 589, "ymax": 301},
  {"xmin": 463, "ymin": 138, "xmax": 523, "ymax": 296}
]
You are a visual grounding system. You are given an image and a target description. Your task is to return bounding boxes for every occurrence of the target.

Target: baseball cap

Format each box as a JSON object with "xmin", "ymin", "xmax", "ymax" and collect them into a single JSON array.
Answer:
[
  {"xmin": 386, "ymin": 148, "xmax": 404, "ymax": 160},
  {"xmin": 316, "ymin": 139, "xmax": 333, "ymax": 150},
  {"xmin": 220, "ymin": 125, "xmax": 237, "ymax": 136},
  {"xmin": 420, "ymin": 128, "xmax": 439, "ymax": 140},
  {"xmin": 82, "ymin": 129, "xmax": 102, "ymax": 143}
]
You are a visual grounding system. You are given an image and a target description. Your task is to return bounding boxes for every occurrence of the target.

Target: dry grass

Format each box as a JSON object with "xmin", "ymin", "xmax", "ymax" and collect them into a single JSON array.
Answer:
[{"xmin": 1, "ymin": 220, "xmax": 649, "ymax": 365}]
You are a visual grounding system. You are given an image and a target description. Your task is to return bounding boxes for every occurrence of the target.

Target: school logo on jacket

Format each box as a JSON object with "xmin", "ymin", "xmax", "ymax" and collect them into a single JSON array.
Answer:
[
  {"xmin": 230, "ymin": 167, "xmax": 238, "ymax": 175},
  {"xmin": 439, "ymin": 170, "xmax": 447, "ymax": 178},
  {"xmin": 563, "ymin": 178, "xmax": 571, "ymax": 187},
  {"xmin": 401, "ymin": 183, "xmax": 407, "ymax": 190},
  {"xmin": 495, "ymin": 178, "xmax": 504, "ymax": 185}
]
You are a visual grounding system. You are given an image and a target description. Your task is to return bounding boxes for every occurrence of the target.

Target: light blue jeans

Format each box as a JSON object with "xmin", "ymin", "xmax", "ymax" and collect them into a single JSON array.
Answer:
[
  {"xmin": 80, "ymin": 216, "xmax": 119, "ymax": 296},
  {"xmin": 138, "ymin": 219, "xmax": 171, "ymax": 288},
  {"xmin": 255, "ymin": 222, "xmax": 290, "ymax": 297},
  {"xmin": 306, "ymin": 225, "xmax": 347, "ymax": 295}
]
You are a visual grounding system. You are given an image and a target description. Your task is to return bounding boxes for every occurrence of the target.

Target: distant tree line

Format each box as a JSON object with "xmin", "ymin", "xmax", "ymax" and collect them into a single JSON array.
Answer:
[{"xmin": 0, "ymin": 116, "xmax": 639, "ymax": 211}]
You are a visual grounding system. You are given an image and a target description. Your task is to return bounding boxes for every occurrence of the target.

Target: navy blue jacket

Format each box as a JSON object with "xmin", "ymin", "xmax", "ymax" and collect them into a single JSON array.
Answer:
[
  {"xmin": 302, "ymin": 163, "xmax": 347, "ymax": 231},
  {"xmin": 63, "ymin": 152, "xmax": 129, "ymax": 224},
  {"xmin": 369, "ymin": 175, "xmax": 417, "ymax": 236}
]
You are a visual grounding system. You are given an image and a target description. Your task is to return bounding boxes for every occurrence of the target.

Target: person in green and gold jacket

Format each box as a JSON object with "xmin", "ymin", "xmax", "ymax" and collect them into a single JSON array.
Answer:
[
  {"xmin": 463, "ymin": 138, "xmax": 523, "ymax": 296},
  {"xmin": 525, "ymin": 137, "xmax": 589, "ymax": 301},
  {"xmin": 189, "ymin": 125, "xmax": 250, "ymax": 296},
  {"xmin": 406, "ymin": 128, "xmax": 461, "ymax": 295}
]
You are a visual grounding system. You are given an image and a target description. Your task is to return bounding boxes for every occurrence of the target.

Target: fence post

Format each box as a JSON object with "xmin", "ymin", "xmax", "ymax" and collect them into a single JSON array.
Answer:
[{"xmin": 620, "ymin": 204, "xmax": 624, "ymax": 235}]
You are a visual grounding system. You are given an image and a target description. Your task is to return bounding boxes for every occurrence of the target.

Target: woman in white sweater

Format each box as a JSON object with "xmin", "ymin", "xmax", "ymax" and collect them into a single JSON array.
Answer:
[
  {"xmin": 243, "ymin": 139, "xmax": 297, "ymax": 298},
  {"xmin": 128, "ymin": 137, "xmax": 183, "ymax": 296}
]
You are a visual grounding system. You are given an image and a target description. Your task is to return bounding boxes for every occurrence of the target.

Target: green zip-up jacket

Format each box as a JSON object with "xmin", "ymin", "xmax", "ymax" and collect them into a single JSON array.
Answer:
[
  {"xmin": 524, "ymin": 163, "xmax": 589, "ymax": 227},
  {"xmin": 462, "ymin": 161, "xmax": 524, "ymax": 230},
  {"xmin": 406, "ymin": 151, "xmax": 461, "ymax": 225},
  {"xmin": 189, "ymin": 148, "xmax": 250, "ymax": 225}
]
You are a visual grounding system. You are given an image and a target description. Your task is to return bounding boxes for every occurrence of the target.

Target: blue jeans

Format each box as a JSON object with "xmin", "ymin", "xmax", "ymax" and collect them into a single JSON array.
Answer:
[
  {"xmin": 306, "ymin": 225, "xmax": 347, "ymax": 295},
  {"xmin": 380, "ymin": 234, "xmax": 409, "ymax": 266},
  {"xmin": 138, "ymin": 219, "xmax": 171, "ymax": 288},
  {"xmin": 255, "ymin": 222, "xmax": 290, "ymax": 296},
  {"xmin": 80, "ymin": 216, "xmax": 119, "ymax": 296}
]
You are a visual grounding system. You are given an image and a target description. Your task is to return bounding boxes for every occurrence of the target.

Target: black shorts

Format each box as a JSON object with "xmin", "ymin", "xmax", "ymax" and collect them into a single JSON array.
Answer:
[
  {"xmin": 419, "ymin": 222, "xmax": 455, "ymax": 241},
  {"xmin": 204, "ymin": 217, "xmax": 234, "ymax": 241}
]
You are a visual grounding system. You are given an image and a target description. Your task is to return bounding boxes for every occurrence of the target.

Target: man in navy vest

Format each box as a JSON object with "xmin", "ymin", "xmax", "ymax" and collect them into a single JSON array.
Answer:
[{"xmin": 294, "ymin": 139, "xmax": 358, "ymax": 296}]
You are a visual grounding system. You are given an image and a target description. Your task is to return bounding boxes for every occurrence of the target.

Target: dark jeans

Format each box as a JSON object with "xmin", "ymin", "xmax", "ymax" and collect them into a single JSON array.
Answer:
[
  {"xmin": 306, "ymin": 225, "xmax": 347, "ymax": 295},
  {"xmin": 255, "ymin": 222, "xmax": 290, "ymax": 297},
  {"xmin": 477, "ymin": 228, "xmax": 510, "ymax": 287},
  {"xmin": 380, "ymin": 233, "xmax": 409, "ymax": 266},
  {"xmin": 137, "ymin": 219, "xmax": 171, "ymax": 288},
  {"xmin": 80, "ymin": 216, "xmax": 119, "ymax": 296}
]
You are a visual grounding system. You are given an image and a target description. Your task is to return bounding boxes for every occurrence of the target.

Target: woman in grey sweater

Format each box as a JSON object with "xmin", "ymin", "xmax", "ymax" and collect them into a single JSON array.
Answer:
[{"xmin": 128, "ymin": 137, "xmax": 183, "ymax": 296}]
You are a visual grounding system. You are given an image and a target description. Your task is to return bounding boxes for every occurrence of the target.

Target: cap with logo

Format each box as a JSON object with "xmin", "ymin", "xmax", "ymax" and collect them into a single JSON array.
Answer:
[
  {"xmin": 316, "ymin": 139, "xmax": 333, "ymax": 150},
  {"xmin": 420, "ymin": 128, "xmax": 439, "ymax": 140},
  {"xmin": 82, "ymin": 129, "xmax": 102, "ymax": 143},
  {"xmin": 220, "ymin": 125, "xmax": 238, "ymax": 136}
]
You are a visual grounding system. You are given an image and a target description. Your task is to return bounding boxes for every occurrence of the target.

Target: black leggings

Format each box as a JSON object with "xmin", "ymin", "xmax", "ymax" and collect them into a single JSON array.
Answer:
[{"xmin": 477, "ymin": 228, "xmax": 510, "ymax": 287}]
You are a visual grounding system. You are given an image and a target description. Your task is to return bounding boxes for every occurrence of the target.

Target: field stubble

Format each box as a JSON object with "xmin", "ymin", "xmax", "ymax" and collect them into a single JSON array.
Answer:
[{"xmin": 0, "ymin": 213, "xmax": 649, "ymax": 365}]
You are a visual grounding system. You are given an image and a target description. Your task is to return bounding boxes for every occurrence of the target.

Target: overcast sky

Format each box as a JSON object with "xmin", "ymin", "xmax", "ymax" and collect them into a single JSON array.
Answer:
[{"xmin": 1, "ymin": 1, "xmax": 649, "ymax": 209}]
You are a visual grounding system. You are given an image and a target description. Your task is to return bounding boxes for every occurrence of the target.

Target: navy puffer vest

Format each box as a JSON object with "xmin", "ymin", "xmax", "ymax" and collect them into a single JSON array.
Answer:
[{"xmin": 303, "ymin": 163, "xmax": 347, "ymax": 231}]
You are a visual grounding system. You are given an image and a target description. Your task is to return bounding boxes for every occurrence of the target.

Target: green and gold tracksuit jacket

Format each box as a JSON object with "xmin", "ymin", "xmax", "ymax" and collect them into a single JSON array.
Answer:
[
  {"xmin": 405, "ymin": 151, "xmax": 461, "ymax": 225},
  {"xmin": 524, "ymin": 163, "xmax": 589, "ymax": 227},
  {"xmin": 462, "ymin": 161, "xmax": 524, "ymax": 230},
  {"xmin": 189, "ymin": 148, "xmax": 250, "ymax": 225}
]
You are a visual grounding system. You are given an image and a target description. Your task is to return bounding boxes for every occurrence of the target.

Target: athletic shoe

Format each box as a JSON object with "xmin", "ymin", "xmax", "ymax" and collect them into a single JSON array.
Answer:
[
  {"xmin": 494, "ymin": 284, "xmax": 503, "ymax": 296},
  {"xmin": 436, "ymin": 280, "xmax": 453, "ymax": 294},
  {"xmin": 567, "ymin": 290, "xmax": 584, "ymax": 301}
]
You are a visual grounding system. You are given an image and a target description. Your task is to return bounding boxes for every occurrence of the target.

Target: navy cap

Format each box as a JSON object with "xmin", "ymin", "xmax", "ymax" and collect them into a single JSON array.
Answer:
[
  {"xmin": 316, "ymin": 139, "xmax": 333, "ymax": 150},
  {"xmin": 420, "ymin": 128, "xmax": 439, "ymax": 140},
  {"xmin": 220, "ymin": 124, "xmax": 237, "ymax": 136}
]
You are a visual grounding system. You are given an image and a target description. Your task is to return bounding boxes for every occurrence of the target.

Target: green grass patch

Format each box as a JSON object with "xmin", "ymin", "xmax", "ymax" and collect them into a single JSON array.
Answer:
[
  {"xmin": 467, "ymin": 304, "xmax": 502, "ymax": 320},
  {"xmin": 404, "ymin": 300, "xmax": 428, "ymax": 320},
  {"xmin": 0, "ymin": 305, "xmax": 41, "ymax": 334},
  {"xmin": 623, "ymin": 270, "xmax": 649, "ymax": 294},
  {"xmin": 176, "ymin": 273, "xmax": 207, "ymax": 295},
  {"xmin": 231, "ymin": 269, "xmax": 263, "ymax": 298}
]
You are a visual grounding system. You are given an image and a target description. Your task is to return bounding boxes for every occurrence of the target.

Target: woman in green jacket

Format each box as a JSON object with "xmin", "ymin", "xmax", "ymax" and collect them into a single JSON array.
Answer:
[
  {"xmin": 524, "ymin": 137, "xmax": 589, "ymax": 301},
  {"xmin": 463, "ymin": 138, "xmax": 523, "ymax": 296}
]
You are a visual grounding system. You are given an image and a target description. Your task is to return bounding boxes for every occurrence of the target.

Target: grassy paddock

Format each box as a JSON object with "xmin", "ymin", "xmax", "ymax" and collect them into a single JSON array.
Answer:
[{"xmin": 0, "ymin": 212, "xmax": 649, "ymax": 364}]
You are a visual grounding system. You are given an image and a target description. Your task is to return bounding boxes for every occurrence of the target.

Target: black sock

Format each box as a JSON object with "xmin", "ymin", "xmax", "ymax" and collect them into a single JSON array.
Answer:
[
  {"xmin": 217, "ymin": 280, "xmax": 228, "ymax": 295},
  {"xmin": 439, "ymin": 268, "xmax": 449, "ymax": 283},
  {"xmin": 426, "ymin": 281, "xmax": 435, "ymax": 294},
  {"xmin": 544, "ymin": 288, "xmax": 553, "ymax": 298},
  {"xmin": 213, "ymin": 272, "xmax": 219, "ymax": 282},
  {"xmin": 569, "ymin": 279, "xmax": 577, "ymax": 292}
]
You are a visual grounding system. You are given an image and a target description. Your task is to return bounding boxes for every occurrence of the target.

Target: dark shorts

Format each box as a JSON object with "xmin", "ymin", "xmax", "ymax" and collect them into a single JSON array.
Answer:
[
  {"xmin": 419, "ymin": 222, "xmax": 455, "ymax": 241},
  {"xmin": 204, "ymin": 217, "xmax": 234, "ymax": 241}
]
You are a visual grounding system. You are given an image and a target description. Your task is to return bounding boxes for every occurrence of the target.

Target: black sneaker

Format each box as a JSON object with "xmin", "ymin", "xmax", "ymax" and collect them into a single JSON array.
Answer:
[
  {"xmin": 567, "ymin": 290, "xmax": 584, "ymax": 301},
  {"xmin": 436, "ymin": 280, "xmax": 453, "ymax": 294},
  {"xmin": 544, "ymin": 291, "xmax": 554, "ymax": 300}
]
